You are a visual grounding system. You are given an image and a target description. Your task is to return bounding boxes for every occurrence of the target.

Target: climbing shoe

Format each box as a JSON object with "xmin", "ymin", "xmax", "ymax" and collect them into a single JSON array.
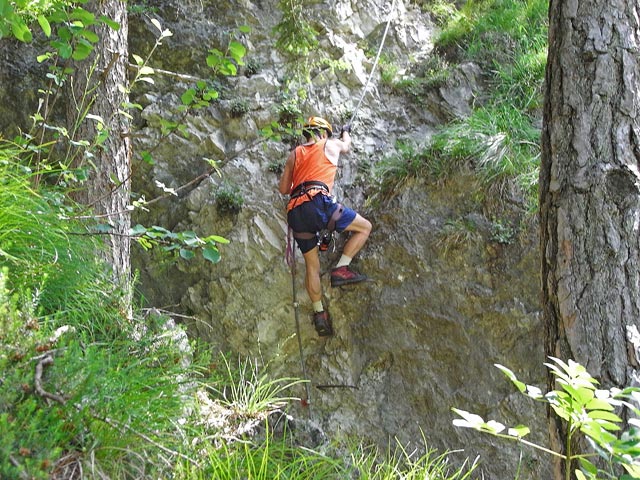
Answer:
[
  {"xmin": 330, "ymin": 265, "xmax": 368, "ymax": 287},
  {"xmin": 312, "ymin": 311, "xmax": 333, "ymax": 337}
]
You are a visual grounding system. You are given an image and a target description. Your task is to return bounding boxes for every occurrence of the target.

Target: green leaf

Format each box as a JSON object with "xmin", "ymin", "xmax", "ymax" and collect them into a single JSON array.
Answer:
[
  {"xmin": 132, "ymin": 54, "xmax": 144, "ymax": 66},
  {"xmin": 507, "ymin": 425, "xmax": 530, "ymax": 438},
  {"xmin": 578, "ymin": 457, "xmax": 597, "ymax": 475},
  {"xmin": 78, "ymin": 28, "xmax": 99, "ymax": 43},
  {"xmin": 219, "ymin": 60, "xmax": 237, "ymax": 76},
  {"xmin": 37, "ymin": 15, "xmax": 51, "ymax": 37},
  {"xmin": 203, "ymin": 235, "xmax": 230, "ymax": 244},
  {"xmin": 598, "ymin": 420, "xmax": 621, "ymax": 432},
  {"xmin": 238, "ymin": 25, "xmax": 251, "ymax": 33},
  {"xmin": 122, "ymin": 101, "xmax": 143, "ymax": 111},
  {"xmin": 570, "ymin": 386, "xmax": 595, "ymax": 406},
  {"xmin": 585, "ymin": 397, "xmax": 615, "ymax": 411},
  {"xmin": 72, "ymin": 42, "xmax": 93, "ymax": 61},
  {"xmin": 99, "ymin": 15, "xmax": 120, "ymax": 30},
  {"xmin": 495, "ymin": 364, "xmax": 526, "ymax": 393},
  {"xmin": 587, "ymin": 410, "xmax": 622, "ymax": 423},
  {"xmin": 11, "ymin": 18, "xmax": 32, "ymax": 42},
  {"xmin": 228, "ymin": 40, "xmax": 247, "ymax": 63},
  {"xmin": 182, "ymin": 236, "xmax": 201, "ymax": 247},
  {"xmin": 622, "ymin": 464, "xmax": 640, "ymax": 478},
  {"xmin": 179, "ymin": 248, "xmax": 195, "ymax": 260},
  {"xmin": 149, "ymin": 226, "xmax": 171, "ymax": 237},
  {"xmin": 37, "ymin": 53, "xmax": 53, "ymax": 63},
  {"xmin": 206, "ymin": 50, "xmax": 223, "ymax": 68},
  {"xmin": 70, "ymin": 8, "xmax": 95, "ymax": 26},
  {"xmin": 0, "ymin": 0, "xmax": 11, "ymax": 16},
  {"xmin": 138, "ymin": 237, "xmax": 152, "ymax": 250},
  {"xmin": 58, "ymin": 26, "xmax": 71, "ymax": 41},
  {"xmin": 130, "ymin": 224, "xmax": 147, "ymax": 235},
  {"xmin": 181, "ymin": 88, "xmax": 196, "ymax": 105},
  {"xmin": 140, "ymin": 151, "xmax": 154, "ymax": 165},
  {"xmin": 203, "ymin": 246, "xmax": 221, "ymax": 263}
]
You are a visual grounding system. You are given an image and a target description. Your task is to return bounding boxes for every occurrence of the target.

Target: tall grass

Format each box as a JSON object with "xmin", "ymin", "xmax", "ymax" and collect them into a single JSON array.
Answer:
[
  {"xmin": 212, "ymin": 354, "xmax": 306, "ymax": 417},
  {"xmin": 350, "ymin": 438, "xmax": 478, "ymax": 480},
  {"xmin": 176, "ymin": 427, "xmax": 478, "ymax": 479},
  {"xmin": 0, "ymin": 143, "xmax": 115, "ymax": 318},
  {"xmin": 176, "ymin": 424, "xmax": 346, "ymax": 479},
  {"xmin": 0, "ymin": 146, "xmax": 202, "ymax": 479}
]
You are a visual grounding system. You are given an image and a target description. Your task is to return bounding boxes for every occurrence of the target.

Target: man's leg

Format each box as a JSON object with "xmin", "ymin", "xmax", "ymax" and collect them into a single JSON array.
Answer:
[
  {"xmin": 302, "ymin": 247, "xmax": 322, "ymax": 304},
  {"xmin": 331, "ymin": 214, "xmax": 371, "ymax": 286},
  {"xmin": 302, "ymin": 246, "xmax": 333, "ymax": 336},
  {"xmin": 342, "ymin": 213, "xmax": 371, "ymax": 258}
]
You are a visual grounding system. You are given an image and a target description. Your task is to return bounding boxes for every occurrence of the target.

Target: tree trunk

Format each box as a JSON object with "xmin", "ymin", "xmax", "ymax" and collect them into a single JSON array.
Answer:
[
  {"xmin": 68, "ymin": 0, "xmax": 131, "ymax": 284},
  {"xmin": 540, "ymin": 0, "xmax": 640, "ymax": 476}
]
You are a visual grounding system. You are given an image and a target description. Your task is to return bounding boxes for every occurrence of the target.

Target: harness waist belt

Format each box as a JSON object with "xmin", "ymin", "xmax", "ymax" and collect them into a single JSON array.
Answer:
[{"xmin": 289, "ymin": 180, "xmax": 330, "ymax": 199}]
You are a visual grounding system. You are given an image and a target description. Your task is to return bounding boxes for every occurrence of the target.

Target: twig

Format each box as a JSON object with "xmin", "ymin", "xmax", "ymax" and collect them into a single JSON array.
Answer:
[
  {"xmin": 94, "ymin": 414, "xmax": 199, "ymax": 466},
  {"xmin": 8, "ymin": 455, "xmax": 29, "ymax": 480},
  {"xmin": 142, "ymin": 307, "xmax": 200, "ymax": 321},
  {"xmin": 127, "ymin": 63, "xmax": 206, "ymax": 82},
  {"xmin": 34, "ymin": 355, "xmax": 66, "ymax": 404},
  {"xmin": 100, "ymin": 51, "xmax": 121, "ymax": 84}
]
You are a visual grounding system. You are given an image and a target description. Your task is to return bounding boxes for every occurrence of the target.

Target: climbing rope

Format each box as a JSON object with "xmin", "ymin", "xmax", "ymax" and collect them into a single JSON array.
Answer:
[
  {"xmin": 284, "ymin": 0, "xmax": 398, "ymax": 407},
  {"xmin": 348, "ymin": 0, "xmax": 398, "ymax": 126},
  {"xmin": 286, "ymin": 228, "xmax": 312, "ymax": 411}
]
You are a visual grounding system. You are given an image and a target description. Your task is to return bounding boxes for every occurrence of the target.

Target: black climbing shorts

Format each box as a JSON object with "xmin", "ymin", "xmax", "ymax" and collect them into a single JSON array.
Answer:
[{"xmin": 287, "ymin": 194, "xmax": 357, "ymax": 254}]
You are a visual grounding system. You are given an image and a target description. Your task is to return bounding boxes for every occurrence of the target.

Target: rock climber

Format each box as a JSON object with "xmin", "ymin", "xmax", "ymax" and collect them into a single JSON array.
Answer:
[{"xmin": 278, "ymin": 116, "xmax": 372, "ymax": 337}]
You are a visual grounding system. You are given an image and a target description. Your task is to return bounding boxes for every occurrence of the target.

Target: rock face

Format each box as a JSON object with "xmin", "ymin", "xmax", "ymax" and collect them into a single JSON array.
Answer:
[
  {"xmin": 127, "ymin": 1, "xmax": 549, "ymax": 477},
  {"xmin": 0, "ymin": 0, "xmax": 550, "ymax": 477}
]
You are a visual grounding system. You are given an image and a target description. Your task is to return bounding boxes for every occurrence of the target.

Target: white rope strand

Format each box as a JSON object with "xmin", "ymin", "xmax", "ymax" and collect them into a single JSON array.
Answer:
[{"xmin": 348, "ymin": 0, "xmax": 399, "ymax": 126}]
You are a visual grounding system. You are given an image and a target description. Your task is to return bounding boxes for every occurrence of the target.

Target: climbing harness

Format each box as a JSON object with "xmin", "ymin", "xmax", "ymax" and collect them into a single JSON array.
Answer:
[
  {"xmin": 289, "ymin": 180, "xmax": 330, "ymax": 201},
  {"xmin": 289, "ymin": 180, "xmax": 346, "ymax": 250},
  {"xmin": 348, "ymin": 0, "xmax": 398, "ymax": 127}
]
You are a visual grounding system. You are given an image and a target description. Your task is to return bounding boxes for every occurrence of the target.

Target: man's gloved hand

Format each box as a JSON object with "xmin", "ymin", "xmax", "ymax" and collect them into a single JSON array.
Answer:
[{"xmin": 341, "ymin": 124, "xmax": 351, "ymax": 136}]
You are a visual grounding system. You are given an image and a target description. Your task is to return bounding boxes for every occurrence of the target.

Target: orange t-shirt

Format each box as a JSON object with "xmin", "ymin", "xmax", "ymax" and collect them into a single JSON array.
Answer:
[{"xmin": 287, "ymin": 140, "xmax": 337, "ymax": 211}]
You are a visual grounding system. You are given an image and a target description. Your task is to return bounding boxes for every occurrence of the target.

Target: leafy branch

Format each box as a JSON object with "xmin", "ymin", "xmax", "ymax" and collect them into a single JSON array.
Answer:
[
  {"xmin": 129, "ymin": 225, "xmax": 229, "ymax": 264},
  {"xmin": 453, "ymin": 357, "xmax": 640, "ymax": 480}
]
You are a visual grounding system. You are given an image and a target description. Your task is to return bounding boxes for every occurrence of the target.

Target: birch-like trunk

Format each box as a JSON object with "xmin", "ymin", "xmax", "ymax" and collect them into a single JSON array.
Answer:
[{"xmin": 69, "ymin": 0, "xmax": 131, "ymax": 284}]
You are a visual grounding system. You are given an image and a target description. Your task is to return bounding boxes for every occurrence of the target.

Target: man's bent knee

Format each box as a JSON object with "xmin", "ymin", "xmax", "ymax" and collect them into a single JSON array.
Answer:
[{"xmin": 347, "ymin": 214, "xmax": 372, "ymax": 236}]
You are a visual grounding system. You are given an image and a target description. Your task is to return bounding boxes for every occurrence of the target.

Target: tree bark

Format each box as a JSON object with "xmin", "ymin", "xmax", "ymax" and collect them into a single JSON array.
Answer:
[
  {"xmin": 68, "ymin": 0, "xmax": 131, "ymax": 284},
  {"xmin": 540, "ymin": 0, "xmax": 640, "ymax": 476}
]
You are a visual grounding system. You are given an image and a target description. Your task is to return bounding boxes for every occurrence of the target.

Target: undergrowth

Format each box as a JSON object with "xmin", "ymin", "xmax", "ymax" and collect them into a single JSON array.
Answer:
[
  {"xmin": 0, "ymin": 144, "xmax": 477, "ymax": 478},
  {"xmin": 0, "ymin": 144, "xmax": 198, "ymax": 478},
  {"xmin": 378, "ymin": 0, "xmax": 547, "ymax": 216}
]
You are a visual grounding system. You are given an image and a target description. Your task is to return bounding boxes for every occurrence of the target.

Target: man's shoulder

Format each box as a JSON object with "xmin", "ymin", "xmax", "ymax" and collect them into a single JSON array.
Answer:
[{"xmin": 327, "ymin": 137, "xmax": 349, "ymax": 154}]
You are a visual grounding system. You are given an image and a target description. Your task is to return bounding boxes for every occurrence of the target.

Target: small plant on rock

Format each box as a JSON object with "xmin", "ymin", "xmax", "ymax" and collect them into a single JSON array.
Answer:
[
  {"xmin": 229, "ymin": 98, "xmax": 250, "ymax": 117},
  {"xmin": 216, "ymin": 182, "xmax": 244, "ymax": 215}
]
